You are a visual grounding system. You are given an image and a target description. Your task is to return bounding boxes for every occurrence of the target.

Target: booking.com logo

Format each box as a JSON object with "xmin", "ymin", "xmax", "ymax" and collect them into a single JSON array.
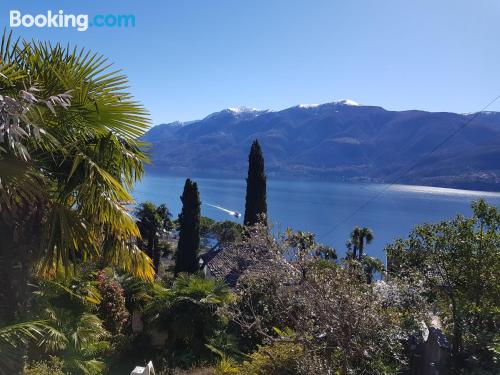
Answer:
[{"xmin": 9, "ymin": 10, "xmax": 135, "ymax": 32}]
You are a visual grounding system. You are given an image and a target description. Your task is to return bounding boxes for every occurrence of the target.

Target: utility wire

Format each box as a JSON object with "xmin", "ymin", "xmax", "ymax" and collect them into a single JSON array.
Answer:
[{"xmin": 319, "ymin": 94, "xmax": 500, "ymax": 241}]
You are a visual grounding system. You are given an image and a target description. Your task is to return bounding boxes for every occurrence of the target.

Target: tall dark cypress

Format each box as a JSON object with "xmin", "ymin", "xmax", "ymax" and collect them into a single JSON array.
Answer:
[
  {"xmin": 175, "ymin": 178, "xmax": 201, "ymax": 274},
  {"xmin": 244, "ymin": 140, "xmax": 267, "ymax": 226}
]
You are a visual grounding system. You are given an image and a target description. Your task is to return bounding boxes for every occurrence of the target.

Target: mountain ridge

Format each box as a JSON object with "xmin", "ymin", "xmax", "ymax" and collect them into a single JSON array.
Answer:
[{"xmin": 143, "ymin": 101, "xmax": 500, "ymax": 192}]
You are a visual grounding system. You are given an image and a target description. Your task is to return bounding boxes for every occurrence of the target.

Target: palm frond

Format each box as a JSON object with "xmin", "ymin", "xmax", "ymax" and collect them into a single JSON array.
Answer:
[
  {"xmin": 36, "ymin": 324, "xmax": 68, "ymax": 352},
  {"xmin": 1, "ymin": 33, "xmax": 154, "ymax": 280},
  {"xmin": 0, "ymin": 320, "xmax": 65, "ymax": 373},
  {"xmin": 0, "ymin": 158, "xmax": 45, "ymax": 221},
  {"xmin": 71, "ymin": 314, "xmax": 108, "ymax": 350},
  {"xmin": 39, "ymin": 203, "xmax": 98, "ymax": 273},
  {"xmin": 0, "ymin": 321, "xmax": 47, "ymax": 347},
  {"xmin": 102, "ymin": 238, "xmax": 155, "ymax": 282}
]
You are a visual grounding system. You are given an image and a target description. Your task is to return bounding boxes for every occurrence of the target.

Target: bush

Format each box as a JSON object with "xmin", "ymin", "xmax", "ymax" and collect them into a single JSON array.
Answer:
[
  {"xmin": 146, "ymin": 274, "xmax": 233, "ymax": 368},
  {"xmin": 225, "ymin": 223, "xmax": 424, "ymax": 374},
  {"xmin": 25, "ymin": 357, "xmax": 67, "ymax": 375},
  {"xmin": 238, "ymin": 342, "xmax": 304, "ymax": 375},
  {"xmin": 96, "ymin": 270, "xmax": 130, "ymax": 335},
  {"xmin": 214, "ymin": 355, "xmax": 239, "ymax": 375}
]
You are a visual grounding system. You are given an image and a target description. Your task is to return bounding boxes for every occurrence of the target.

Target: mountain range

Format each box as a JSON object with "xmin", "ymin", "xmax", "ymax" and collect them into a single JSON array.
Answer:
[{"xmin": 143, "ymin": 100, "xmax": 500, "ymax": 191}]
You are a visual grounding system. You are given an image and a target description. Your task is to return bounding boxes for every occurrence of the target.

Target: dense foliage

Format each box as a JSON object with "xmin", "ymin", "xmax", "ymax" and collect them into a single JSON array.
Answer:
[
  {"xmin": 5, "ymin": 198, "xmax": 496, "ymax": 375},
  {"xmin": 386, "ymin": 199, "xmax": 500, "ymax": 373},
  {"xmin": 96, "ymin": 271, "xmax": 129, "ymax": 335},
  {"xmin": 1, "ymin": 32, "xmax": 498, "ymax": 375},
  {"xmin": 0, "ymin": 33, "xmax": 153, "ymax": 373},
  {"xmin": 223, "ymin": 223, "xmax": 426, "ymax": 374},
  {"xmin": 145, "ymin": 274, "xmax": 233, "ymax": 368},
  {"xmin": 25, "ymin": 357, "xmax": 67, "ymax": 375},
  {"xmin": 200, "ymin": 217, "xmax": 243, "ymax": 246}
]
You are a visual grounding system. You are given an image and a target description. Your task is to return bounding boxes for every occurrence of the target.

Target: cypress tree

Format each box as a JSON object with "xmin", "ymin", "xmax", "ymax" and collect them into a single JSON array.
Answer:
[
  {"xmin": 175, "ymin": 178, "xmax": 201, "ymax": 274},
  {"xmin": 244, "ymin": 140, "xmax": 267, "ymax": 226}
]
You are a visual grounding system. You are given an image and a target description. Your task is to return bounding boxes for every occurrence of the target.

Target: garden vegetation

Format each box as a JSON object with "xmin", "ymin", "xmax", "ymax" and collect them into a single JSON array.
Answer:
[{"xmin": 0, "ymin": 33, "xmax": 498, "ymax": 375}]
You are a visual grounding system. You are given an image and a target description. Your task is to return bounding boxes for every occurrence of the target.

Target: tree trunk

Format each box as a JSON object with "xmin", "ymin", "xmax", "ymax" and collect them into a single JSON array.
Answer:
[
  {"xmin": 358, "ymin": 241, "xmax": 364, "ymax": 260},
  {"xmin": 152, "ymin": 235, "xmax": 160, "ymax": 275},
  {"xmin": 0, "ymin": 204, "xmax": 43, "ymax": 374},
  {"xmin": 146, "ymin": 232, "xmax": 155, "ymax": 259},
  {"xmin": 450, "ymin": 296, "xmax": 464, "ymax": 371},
  {"xmin": 0, "ymin": 227, "xmax": 33, "ymax": 374}
]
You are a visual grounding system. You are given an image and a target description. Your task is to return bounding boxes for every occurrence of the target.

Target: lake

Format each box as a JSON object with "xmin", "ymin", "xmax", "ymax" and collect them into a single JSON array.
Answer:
[{"xmin": 133, "ymin": 174, "xmax": 500, "ymax": 261}]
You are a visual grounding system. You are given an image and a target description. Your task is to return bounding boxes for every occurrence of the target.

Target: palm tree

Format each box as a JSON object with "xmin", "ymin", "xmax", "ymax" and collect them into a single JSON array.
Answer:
[
  {"xmin": 0, "ymin": 321, "xmax": 60, "ymax": 374},
  {"xmin": 146, "ymin": 274, "xmax": 231, "ymax": 365},
  {"xmin": 41, "ymin": 310, "xmax": 110, "ymax": 375},
  {"xmin": 348, "ymin": 226, "xmax": 374, "ymax": 261},
  {"xmin": 135, "ymin": 202, "xmax": 173, "ymax": 273},
  {"xmin": 348, "ymin": 227, "xmax": 378, "ymax": 283},
  {"xmin": 0, "ymin": 34, "xmax": 154, "ymax": 371},
  {"xmin": 347, "ymin": 227, "xmax": 360, "ymax": 259}
]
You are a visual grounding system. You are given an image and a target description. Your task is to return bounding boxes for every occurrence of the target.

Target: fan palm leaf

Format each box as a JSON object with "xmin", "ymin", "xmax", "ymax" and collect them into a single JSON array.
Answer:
[
  {"xmin": 0, "ymin": 34, "xmax": 154, "ymax": 281},
  {"xmin": 0, "ymin": 321, "xmax": 66, "ymax": 374}
]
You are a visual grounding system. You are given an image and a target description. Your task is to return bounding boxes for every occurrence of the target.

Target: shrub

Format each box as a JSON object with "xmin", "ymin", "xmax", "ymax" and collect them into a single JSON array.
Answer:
[
  {"xmin": 25, "ymin": 357, "xmax": 67, "ymax": 375},
  {"xmin": 225, "ymin": 223, "xmax": 425, "ymax": 374},
  {"xmin": 214, "ymin": 355, "xmax": 239, "ymax": 375},
  {"xmin": 146, "ymin": 274, "xmax": 233, "ymax": 368},
  {"xmin": 96, "ymin": 270, "xmax": 130, "ymax": 335},
  {"xmin": 238, "ymin": 342, "xmax": 304, "ymax": 375}
]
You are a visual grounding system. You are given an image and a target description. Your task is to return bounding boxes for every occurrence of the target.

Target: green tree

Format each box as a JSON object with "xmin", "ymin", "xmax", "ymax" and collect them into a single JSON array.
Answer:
[
  {"xmin": 212, "ymin": 221, "xmax": 243, "ymax": 245},
  {"xmin": 386, "ymin": 199, "xmax": 500, "ymax": 373},
  {"xmin": 0, "ymin": 35, "xmax": 153, "ymax": 372},
  {"xmin": 244, "ymin": 140, "xmax": 267, "ymax": 227},
  {"xmin": 347, "ymin": 227, "xmax": 380, "ymax": 283},
  {"xmin": 348, "ymin": 226, "xmax": 374, "ymax": 260},
  {"xmin": 175, "ymin": 179, "xmax": 201, "ymax": 274},
  {"xmin": 135, "ymin": 202, "xmax": 173, "ymax": 273},
  {"xmin": 200, "ymin": 217, "xmax": 243, "ymax": 247}
]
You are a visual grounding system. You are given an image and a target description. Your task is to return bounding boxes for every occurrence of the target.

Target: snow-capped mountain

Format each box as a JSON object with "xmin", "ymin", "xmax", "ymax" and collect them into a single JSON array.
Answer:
[
  {"xmin": 143, "ymin": 101, "xmax": 500, "ymax": 191},
  {"xmin": 297, "ymin": 99, "xmax": 359, "ymax": 109}
]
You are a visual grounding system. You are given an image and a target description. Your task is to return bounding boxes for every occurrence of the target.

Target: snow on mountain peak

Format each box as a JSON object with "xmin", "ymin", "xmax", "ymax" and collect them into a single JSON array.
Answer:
[
  {"xmin": 204, "ymin": 106, "xmax": 265, "ymax": 120},
  {"xmin": 335, "ymin": 99, "xmax": 360, "ymax": 106},
  {"xmin": 227, "ymin": 106, "xmax": 260, "ymax": 113},
  {"xmin": 297, "ymin": 100, "xmax": 360, "ymax": 109}
]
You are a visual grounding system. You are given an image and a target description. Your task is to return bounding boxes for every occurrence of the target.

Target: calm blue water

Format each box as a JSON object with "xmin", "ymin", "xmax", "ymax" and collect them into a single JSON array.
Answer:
[{"xmin": 133, "ymin": 175, "xmax": 500, "ymax": 260}]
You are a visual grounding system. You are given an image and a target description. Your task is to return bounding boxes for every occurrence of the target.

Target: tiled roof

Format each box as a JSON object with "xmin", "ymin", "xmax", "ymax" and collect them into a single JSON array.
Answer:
[
  {"xmin": 200, "ymin": 244, "xmax": 299, "ymax": 287},
  {"xmin": 200, "ymin": 245, "xmax": 252, "ymax": 287}
]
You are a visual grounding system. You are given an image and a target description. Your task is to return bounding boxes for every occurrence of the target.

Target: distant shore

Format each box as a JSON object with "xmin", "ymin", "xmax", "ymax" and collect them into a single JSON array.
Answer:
[{"xmin": 145, "ymin": 167, "xmax": 500, "ymax": 194}]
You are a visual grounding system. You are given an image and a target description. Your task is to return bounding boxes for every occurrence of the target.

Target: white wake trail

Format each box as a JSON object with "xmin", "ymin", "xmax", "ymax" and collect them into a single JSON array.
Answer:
[{"xmin": 205, "ymin": 203, "xmax": 241, "ymax": 218}]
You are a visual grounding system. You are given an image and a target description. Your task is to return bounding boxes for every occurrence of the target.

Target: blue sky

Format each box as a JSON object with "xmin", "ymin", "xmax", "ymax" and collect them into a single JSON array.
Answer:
[{"xmin": 1, "ymin": 0, "xmax": 499, "ymax": 124}]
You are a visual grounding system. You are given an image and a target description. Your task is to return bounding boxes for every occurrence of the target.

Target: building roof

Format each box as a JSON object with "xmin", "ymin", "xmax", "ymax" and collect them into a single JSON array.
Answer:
[
  {"xmin": 200, "ymin": 242, "xmax": 300, "ymax": 287},
  {"xmin": 200, "ymin": 245, "xmax": 251, "ymax": 287}
]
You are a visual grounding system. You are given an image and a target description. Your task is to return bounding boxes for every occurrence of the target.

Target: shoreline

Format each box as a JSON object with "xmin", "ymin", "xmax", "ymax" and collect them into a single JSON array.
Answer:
[{"xmin": 144, "ymin": 168, "xmax": 500, "ymax": 196}]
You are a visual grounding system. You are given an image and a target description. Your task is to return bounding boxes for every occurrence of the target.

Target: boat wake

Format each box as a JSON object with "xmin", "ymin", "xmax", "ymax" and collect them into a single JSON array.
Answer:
[{"xmin": 205, "ymin": 203, "xmax": 242, "ymax": 218}]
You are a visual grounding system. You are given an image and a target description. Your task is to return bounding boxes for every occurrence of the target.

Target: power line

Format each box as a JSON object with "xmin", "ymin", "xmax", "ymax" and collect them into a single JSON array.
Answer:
[{"xmin": 319, "ymin": 94, "xmax": 500, "ymax": 241}]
